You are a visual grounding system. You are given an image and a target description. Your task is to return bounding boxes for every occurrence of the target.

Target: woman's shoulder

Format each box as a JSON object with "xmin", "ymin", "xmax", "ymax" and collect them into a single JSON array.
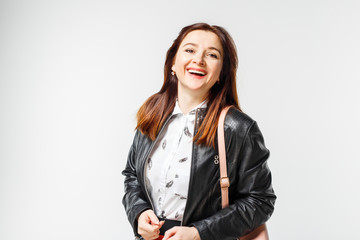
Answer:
[
  {"xmin": 224, "ymin": 107, "xmax": 256, "ymax": 133},
  {"xmin": 131, "ymin": 129, "xmax": 153, "ymax": 148}
]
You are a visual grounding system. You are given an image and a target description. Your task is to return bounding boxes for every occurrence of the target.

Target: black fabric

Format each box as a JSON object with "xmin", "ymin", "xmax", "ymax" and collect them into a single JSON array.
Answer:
[
  {"xmin": 122, "ymin": 108, "xmax": 276, "ymax": 240},
  {"xmin": 158, "ymin": 218, "xmax": 181, "ymax": 235}
]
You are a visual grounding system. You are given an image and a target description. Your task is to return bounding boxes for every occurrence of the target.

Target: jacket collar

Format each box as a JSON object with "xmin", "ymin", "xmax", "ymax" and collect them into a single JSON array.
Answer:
[{"xmin": 172, "ymin": 99, "xmax": 207, "ymax": 123}]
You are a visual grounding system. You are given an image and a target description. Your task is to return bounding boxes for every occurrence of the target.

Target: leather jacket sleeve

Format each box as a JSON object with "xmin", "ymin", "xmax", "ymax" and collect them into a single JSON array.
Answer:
[
  {"xmin": 192, "ymin": 118, "xmax": 276, "ymax": 240},
  {"xmin": 122, "ymin": 130, "xmax": 152, "ymax": 237}
]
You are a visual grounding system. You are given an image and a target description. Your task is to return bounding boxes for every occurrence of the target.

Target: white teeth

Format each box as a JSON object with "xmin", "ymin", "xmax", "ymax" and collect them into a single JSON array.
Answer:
[{"xmin": 188, "ymin": 69, "xmax": 206, "ymax": 76}]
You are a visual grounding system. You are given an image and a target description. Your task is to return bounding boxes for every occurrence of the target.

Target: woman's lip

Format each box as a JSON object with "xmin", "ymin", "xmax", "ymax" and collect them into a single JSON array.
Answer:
[
  {"xmin": 186, "ymin": 67, "xmax": 207, "ymax": 75},
  {"xmin": 186, "ymin": 70, "xmax": 206, "ymax": 79}
]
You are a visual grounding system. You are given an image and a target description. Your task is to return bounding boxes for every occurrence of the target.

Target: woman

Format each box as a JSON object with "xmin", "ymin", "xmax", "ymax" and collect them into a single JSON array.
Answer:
[{"xmin": 122, "ymin": 23, "xmax": 276, "ymax": 240}]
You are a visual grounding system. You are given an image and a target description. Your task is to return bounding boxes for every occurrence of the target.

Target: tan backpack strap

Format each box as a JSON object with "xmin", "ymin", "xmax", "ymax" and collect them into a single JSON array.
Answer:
[{"xmin": 218, "ymin": 106, "xmax": 232, "ymax": 208}]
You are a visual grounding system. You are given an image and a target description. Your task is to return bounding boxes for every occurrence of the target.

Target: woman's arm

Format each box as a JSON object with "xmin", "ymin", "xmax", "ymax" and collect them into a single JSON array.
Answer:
[
  {"xmin": 122, "ymin": 130, "xmax": 152, "ymax": 237},
  {"xmin": 192, "ymin": 121, "xmax": 276, "ymax": 240}
]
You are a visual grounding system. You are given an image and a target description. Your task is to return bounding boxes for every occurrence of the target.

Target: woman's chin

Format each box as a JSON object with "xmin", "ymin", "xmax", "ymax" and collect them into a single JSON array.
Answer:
[{"xmin": 182, "ymin": 85, "xmax": 207, "ymax": 94}]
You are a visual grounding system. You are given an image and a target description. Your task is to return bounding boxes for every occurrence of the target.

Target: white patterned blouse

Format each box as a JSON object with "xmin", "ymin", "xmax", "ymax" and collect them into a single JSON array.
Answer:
[{"xmin": 145, "ymin": 100, "xmax": 207, "ymax": 221}]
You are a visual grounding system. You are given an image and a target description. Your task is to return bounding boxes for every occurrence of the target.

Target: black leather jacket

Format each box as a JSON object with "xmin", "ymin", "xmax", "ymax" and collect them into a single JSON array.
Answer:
[{"xmin": 122, "ymin": 108, "xmax": 276, "ymax": 240}]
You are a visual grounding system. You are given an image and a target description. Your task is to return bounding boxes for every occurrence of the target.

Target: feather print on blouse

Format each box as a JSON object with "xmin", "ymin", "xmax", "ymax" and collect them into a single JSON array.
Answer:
[
  {"xmin": 162, "ymin": 139, "xmax": 167, "ymax": 149},
  {"xmin": 166, "ymin": 180, "xmax": 174, "ymax": 188},
  {"xmin": 175, "ymin": 193, "xmax": 187, "ymax": 200},
  {"xmin": 184, "ymin": 126, "xmax": 192, "ymax": 137},
  {"xmin": 179, "ymin": 157, "xmax": 188, "ymax": 163},
  {"xmin": 160, "ymin": 210, "xmax": 166, "ymax": 218}
]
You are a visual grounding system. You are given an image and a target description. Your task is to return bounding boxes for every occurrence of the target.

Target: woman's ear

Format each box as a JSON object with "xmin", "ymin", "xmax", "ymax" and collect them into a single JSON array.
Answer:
[{"xmin": 171, "ymin": 65, "xmax": 175, "ymax": 72}]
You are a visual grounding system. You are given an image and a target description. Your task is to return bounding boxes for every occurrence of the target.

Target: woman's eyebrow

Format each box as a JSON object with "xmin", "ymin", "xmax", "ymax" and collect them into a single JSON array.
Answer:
[
  {"xmin": 208, "ymin": 47, "xmax": 222, "ymax": 56},
  {"xmin": 183, "ymin": 43, "xmax": 222, "ymax": 56},
  {"xmin": 183, "ymin": 43, "xmax": 197, "ymax": 47}
]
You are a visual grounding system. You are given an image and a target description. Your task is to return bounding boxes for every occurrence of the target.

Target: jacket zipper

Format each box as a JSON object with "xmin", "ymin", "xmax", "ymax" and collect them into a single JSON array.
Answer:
[
  {"xmin": 143, "ymin": 116, "xmax": 174, "ymax": 212},
  {"xmin": 180, "ymin": 108, "xmax": 199, "ymax": 226}
]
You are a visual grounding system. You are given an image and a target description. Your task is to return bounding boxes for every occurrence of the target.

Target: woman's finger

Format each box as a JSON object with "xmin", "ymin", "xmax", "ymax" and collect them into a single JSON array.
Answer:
[{"xmin": 162, "ymin": 226, "xmax": 178, "ymax": 240}]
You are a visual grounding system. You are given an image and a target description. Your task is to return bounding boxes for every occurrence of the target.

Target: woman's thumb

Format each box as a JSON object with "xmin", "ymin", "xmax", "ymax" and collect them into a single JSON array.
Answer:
[{"xmin": 147, "ymin": 210, "xmax": 160, "ymax": 225}]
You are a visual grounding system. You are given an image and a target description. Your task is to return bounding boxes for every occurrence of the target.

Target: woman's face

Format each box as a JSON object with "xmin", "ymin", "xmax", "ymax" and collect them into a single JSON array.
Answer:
[{"xmin": 172, "ymin": 30, "xmax": 223, "ymax": 99}]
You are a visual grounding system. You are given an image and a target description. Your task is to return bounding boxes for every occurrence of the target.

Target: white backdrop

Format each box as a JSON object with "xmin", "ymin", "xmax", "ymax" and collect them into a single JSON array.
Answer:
[{"xmin": 1, "ymin": 0, "xmax": 360, "ymax": 239}]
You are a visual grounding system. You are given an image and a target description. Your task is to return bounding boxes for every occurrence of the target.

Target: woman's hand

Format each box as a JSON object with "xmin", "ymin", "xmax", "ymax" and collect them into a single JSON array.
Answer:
[
  {"xmin": 163, "ymin": 226, "xmax": 200, "ymax": 240},
  {"xmin": 137, "ymin": 209, "xmax": 165, "ymax": 240}
]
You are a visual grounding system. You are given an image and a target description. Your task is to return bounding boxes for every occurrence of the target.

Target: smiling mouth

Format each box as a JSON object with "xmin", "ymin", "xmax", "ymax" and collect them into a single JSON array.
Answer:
[{"xmin": 187, "ymin": 69, "xmax": 207, "ymax": 77}]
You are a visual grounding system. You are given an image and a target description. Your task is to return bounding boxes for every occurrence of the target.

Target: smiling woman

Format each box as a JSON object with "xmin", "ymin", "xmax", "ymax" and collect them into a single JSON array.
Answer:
[
  {"xmin": 172, "ymin": 30, "xmax": 223, "ymax": 114},
  {"xmin": 135, "ymin": 23, "xmax": 239, "ymax": 147},
  {"xmin": 122, "ymin": 23, "xmax": 276, "ymax": 240}
]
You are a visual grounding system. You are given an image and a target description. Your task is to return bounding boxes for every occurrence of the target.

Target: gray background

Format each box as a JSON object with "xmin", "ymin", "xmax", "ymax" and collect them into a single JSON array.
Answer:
[{"xmin": 1, "ymin": 0, "xmax": 359, "ymax": 239}]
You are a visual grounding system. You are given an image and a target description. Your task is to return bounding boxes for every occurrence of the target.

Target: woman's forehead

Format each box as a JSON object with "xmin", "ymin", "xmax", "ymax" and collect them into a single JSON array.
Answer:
[{"xmin": 180, "ymin": 30, "xmax": 223, "ymax": 52}]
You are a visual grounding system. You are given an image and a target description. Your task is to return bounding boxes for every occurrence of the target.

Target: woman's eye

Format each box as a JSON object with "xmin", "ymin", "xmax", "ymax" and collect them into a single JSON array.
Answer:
[
  {"xmin": 185, "ymin": 49, "xmax": 194, "ymax": 53},
  {"xmin": 208, "ymin": 53, "xmax": 218, "ymax": 59}
]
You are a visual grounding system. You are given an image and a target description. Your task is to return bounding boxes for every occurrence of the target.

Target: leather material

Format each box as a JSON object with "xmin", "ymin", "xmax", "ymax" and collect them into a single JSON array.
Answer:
[
  {"xmin": 218, "ymin": 107, "xmax": 269, "ymax": 240},
  {"xmin": 122, "ymin": 108, "xmax": 276, "ymax": 240}
]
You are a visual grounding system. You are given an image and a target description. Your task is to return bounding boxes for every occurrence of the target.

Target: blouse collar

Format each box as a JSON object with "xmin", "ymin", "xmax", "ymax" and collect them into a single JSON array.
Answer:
[{"xmin": 172, "ymin": 99, "xmax": 207, "ymax": 121}]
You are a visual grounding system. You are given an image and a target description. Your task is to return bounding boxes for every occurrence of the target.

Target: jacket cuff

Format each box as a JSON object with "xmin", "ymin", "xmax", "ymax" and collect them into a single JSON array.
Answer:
[
  {"xmin": 130, "ymin": 205, "xmax": 152, "ymax": 237},
  {"xmin": 191, "ymin": 221, "xmax": 212, "ymax": 240}
]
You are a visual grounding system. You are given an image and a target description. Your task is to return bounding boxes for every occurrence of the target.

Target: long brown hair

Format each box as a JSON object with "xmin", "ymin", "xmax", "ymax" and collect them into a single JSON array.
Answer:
[{"xmin": 136, "ymin": 23, "xmax": 241, "ymax": 147}]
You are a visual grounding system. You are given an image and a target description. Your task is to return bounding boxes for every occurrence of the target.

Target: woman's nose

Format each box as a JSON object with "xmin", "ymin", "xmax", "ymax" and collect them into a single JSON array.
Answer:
[{"xmin": 192, "ymin": 53, "xmax": 205, "ymax": 65}]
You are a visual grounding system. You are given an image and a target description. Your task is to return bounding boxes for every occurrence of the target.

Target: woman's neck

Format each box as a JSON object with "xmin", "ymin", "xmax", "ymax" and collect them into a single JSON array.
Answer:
[{"xmin": 177, "ymin": 90, "xmax": 207, "ymax": 115}]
